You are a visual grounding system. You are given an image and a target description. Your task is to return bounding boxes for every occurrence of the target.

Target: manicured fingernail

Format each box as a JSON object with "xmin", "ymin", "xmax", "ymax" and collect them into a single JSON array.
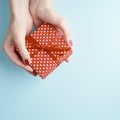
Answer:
[
  {"xmin": 69, "ymin": 40, "xmax": 73, "ymax": 46},
  {"xmin": 33, "ymin": 70, "xmax": 37, "ymax": 76},
  {"xmin": 25, "ymin": 59, "xmax": 29, "ymax": 65},
  {"xmin": 33, "ymin": 74, "xmax": 37, "ymax": 77}
]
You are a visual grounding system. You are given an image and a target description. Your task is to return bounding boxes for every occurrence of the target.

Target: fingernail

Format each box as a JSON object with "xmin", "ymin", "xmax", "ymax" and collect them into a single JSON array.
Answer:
[
  {"xmin": 25, "ymin": 59, "xmax": 29, "ymax": 65},
  {"xmin": 69, "ymin": 40, "xmax": 73, "ymax": 46},
  {"xmin": 33, "ymin": 74, "xmax": 37, "ymax": 77},
  {"xmin": 33, "ymin": 70, "xmax": 37, "ymax": 76}
]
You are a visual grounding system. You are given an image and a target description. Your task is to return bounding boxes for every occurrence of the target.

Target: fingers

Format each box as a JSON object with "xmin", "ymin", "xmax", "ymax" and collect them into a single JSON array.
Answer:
[
  {"xmin": 65, "ymin": 57, "xmax": 70, "ymax": 62},
  {"xmin": 55, "ymin": 27, "xmax": 64, "ymax": 36},
  {"xmin": 2, "ymin": 32, "xmax": 36, "ymax": 76},
  {"xmin": 57, "ymin": 18, "xmax": 72, "ymax": 46},
  {"xmin": 33, "ymin": 18, "xmax": 44, "ymax": 29},
  {"xmin": 3, "ymin": 43, "xmax": 36, "ymax": 76},
  {"xmin": 37, "ymin": 7, "xmax": 73, "ymax": 46},
  {"xmin": 9, "ymin": 21, "xmax": 32, "ymax": 65},
  {"xmin": 28, "ymin": 70, "xmax": 37, "ymax": 76},
  {"xmin": 35, "ymin": 8, "xmax": 73, "ymax": 63},
  {"xmin": 14, "ymin": 36, "xmax": 32, "ymax": 65},
  {"xmin": 3, "ymin": 42, "xmax": 31, "ymax": 71}
]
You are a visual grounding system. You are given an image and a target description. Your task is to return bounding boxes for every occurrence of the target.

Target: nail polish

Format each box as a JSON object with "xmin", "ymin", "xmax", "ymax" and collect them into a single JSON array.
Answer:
[
  {"xmin": 33, "ymin": 70, "xmax": 37, "ymax": 76},
  {"xmin": 33, "ymin": 73, "xmax": 37, "ymax": 77},
  {"xmin": 69, "ymin": 40, "xmax": 73, "ymax": 46},
  {"xmin": 25, "ymin": 59, "xmax": 29, "ymax": 65}
]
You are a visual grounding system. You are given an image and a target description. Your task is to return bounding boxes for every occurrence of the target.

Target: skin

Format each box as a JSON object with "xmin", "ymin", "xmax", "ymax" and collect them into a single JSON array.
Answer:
[{"xmin": 2, "ymin": 0, "xmax": 72, "ymax": 76}]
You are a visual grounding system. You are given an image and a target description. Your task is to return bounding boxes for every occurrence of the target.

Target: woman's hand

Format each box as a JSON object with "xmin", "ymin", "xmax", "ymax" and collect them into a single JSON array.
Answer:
[
  {"xmin": 2, "ymin": 0, "xmax": 72, "ymax": 77},
  {"xmin": 30, "ymin": 0, "xmax": 73, "ymax": 61},
  {"xmin": 2, "ymin": 0, "xmax": 37, "ymax": 76}
]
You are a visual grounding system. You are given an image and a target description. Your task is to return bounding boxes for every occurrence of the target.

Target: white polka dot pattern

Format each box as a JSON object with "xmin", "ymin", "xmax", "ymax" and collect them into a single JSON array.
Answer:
[{"xmin": 25, "ymin": 23, "xmax": 73, "ymax": 79}]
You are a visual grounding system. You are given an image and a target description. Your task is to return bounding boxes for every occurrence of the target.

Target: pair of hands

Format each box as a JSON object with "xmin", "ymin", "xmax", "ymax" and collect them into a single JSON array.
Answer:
[{"xmin": 2, "ymin": 0, "xmax": 72, "ymax": 76}]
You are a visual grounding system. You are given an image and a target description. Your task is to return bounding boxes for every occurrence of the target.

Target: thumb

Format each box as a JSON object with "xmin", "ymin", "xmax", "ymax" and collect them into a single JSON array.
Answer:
[
  {"xmin": 57, "ymin": 18, "xmax": 73, "ymax": 47},
  {"xmin": 15, "ymin": 40, "xmax": 31, "ymax": 65}
]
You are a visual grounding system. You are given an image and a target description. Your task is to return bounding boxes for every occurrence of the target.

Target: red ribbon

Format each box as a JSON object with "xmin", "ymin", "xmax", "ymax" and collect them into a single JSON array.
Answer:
[{"xmin": 25, "ymin": 36, "xmax": 71, "ymax": 62}]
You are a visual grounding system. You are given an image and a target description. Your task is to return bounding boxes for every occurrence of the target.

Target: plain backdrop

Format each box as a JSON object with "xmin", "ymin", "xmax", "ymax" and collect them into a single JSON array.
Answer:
[{"xmin": 0, "ymin": 0, "xmax": 120, "ymax": 120}]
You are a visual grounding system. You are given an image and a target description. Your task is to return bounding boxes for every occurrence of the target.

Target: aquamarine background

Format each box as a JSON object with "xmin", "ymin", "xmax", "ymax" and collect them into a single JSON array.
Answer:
[{"xmin": 1, "ymin": 0, "xmax": 120, "ymax": 120}]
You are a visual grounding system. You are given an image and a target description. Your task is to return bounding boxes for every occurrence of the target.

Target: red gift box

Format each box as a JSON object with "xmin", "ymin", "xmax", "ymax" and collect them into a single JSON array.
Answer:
[{"xmin": 16, "ymin": 23, "xmax": 73, "ymax": 79}]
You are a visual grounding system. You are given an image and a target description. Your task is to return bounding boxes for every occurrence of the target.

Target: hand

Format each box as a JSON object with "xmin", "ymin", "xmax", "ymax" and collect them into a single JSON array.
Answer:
[
  {"xmin": 2, "ymin": 0, "xmax": 37, "ymax": 76},
  {"xmin": 30, "ymin": 0, "xmax": 73, "ymax": 61}
]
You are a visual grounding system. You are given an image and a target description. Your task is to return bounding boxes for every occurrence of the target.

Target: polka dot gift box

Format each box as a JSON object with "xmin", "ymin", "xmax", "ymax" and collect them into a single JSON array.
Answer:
[{"xmin": 17, "ymin": 23, "xmax": 72, "ymax": 79}]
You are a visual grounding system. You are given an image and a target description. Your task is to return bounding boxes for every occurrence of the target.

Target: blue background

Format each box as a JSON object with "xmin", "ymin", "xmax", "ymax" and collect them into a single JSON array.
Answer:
[{"xmin": 0, "ymin": 0, "xmax": 120, "ymax": 120}]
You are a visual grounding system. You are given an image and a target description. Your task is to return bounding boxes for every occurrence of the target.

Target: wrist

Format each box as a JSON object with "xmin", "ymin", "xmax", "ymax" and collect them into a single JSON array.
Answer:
[
  {"xmin": 9, "ymin": 0, "xmax": 29, "ymax": 21},
  {"xmin": 30, "ymin": 0, "xmax": 52, "ymax": 10},
  {"xmin": 38, "ymin": 0, "xmax": 52, "ymax": 6}
]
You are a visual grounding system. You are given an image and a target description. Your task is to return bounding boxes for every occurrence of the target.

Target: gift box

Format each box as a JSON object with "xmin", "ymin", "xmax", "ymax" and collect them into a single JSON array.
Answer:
[{"xmin": 17, "ymin": 23, "xmax": 72, "ymax": 79}]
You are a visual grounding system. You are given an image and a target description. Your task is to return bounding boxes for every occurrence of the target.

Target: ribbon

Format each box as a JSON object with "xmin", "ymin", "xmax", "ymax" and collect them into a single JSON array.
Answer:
[{"xmin": 25, "ymin": 36, "xmax": 71, "ymax": 63}]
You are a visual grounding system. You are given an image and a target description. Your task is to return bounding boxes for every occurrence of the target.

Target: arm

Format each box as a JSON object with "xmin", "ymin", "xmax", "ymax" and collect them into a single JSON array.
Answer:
[
  {"xmin": 30, "ymin": 0, "xmax": 73, "ymax": 47},
  {"xmin": 2, "ymin": 0, "xmax": 37, "ymax": 76}
]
